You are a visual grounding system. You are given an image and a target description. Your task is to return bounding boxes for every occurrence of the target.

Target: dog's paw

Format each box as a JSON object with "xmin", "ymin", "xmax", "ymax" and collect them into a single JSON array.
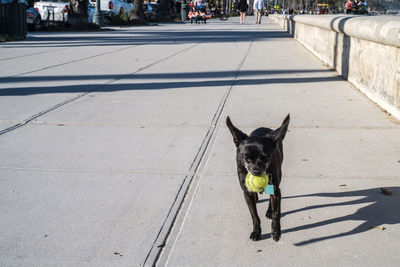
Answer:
[
  {"xmin": 249, "ymin": 231, "xmax": 261, "ymax": 241},
  {"xmin": 272, "ymin": 231, "xmax": 281, "ymax": 242}
]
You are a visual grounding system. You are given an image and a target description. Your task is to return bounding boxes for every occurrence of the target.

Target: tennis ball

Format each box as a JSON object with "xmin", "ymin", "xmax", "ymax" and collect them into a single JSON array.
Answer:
[{"xmin": 245, "ymin": 173, "xmax": 269, "ymax": 193}]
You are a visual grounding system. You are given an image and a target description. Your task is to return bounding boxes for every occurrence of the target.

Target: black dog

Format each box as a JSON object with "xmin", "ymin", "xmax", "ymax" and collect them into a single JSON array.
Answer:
[{"xmin": 226, "ymin": 114, "xmax": 290, "ymax": 242}]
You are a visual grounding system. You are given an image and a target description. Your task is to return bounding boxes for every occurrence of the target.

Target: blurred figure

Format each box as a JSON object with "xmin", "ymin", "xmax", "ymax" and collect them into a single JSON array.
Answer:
[
  {"xmin": 253, "ymin": 0, "xmax": 264, "ymax": 24},
  {"xmin": 346, "ymin": 0, "xmax": 352, "ymax": 14},
  {"xmin": 238, "ymin": 0, "xmax": 248, "ymax": 24}
]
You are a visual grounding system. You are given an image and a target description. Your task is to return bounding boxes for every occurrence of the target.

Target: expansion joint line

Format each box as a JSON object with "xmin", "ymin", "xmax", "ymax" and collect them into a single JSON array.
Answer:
[{"xmin": 143, "ymin": 30, "xmax": 258, "ymax": 267}]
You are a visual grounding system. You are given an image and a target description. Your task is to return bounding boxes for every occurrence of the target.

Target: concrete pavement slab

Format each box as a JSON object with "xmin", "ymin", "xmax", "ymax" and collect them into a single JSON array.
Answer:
[
  {"xmin": 0, "ymin": 169, "xmax": 185, "ymax": 265},
  {"xmin": 32, "ymin": 86, "xmax": 227, "ymax": 127},
  {"xmin": 0, "ymin": 94, "xmax": 85, "ymax": 126},
  {"xmin": 0, "ymin": 41, "xmax": 130, "ymax": 77},
  {"xmin": 1, "ymin": 24, "xmax": 260, "ymax": 132},
  {"xmin": 164, "ymin": 173, "xmax": 400, "ymax": 266},
  {"xmin": 0, "ymin": 123, "xmax": 206, "ymax": 173},
  {"xmin": 33, "ymin": 41, "xmax": 249, "ymax": 127},
  {"xmin": 0, "ymin": 41, "xmax": 196, "ymax": 128},
  {"xmin": 157, "ymin": 18, "xmax": 400, "ymax": 266},
  {"xmin": 0, "ymin": 45, "xmax": 65, "ymax": 61}
]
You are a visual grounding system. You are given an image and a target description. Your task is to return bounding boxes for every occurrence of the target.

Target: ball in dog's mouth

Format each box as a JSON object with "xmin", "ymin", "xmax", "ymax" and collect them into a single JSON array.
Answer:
[{"xmin": 245, "ymin": 173, "xmax": 269, "ymax": 192}]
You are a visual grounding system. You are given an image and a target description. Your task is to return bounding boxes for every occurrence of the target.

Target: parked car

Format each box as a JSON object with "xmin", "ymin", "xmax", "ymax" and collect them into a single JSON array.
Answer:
[
  {"xmin": 143, "ymin": 3, "xmax": 159, "ymax": 20},
  {"xmin": 0, "ymin": 0, "xmax": 41, "ymax": 31},
  {"xmin": 89, "ymin": 0, "xmax": 133, "ymax": 22},
  {"xmin": 34, "ymin": 0, "xmax": 70, "ymax": 23},
  {"xmin": 22, "ymin": 0, "xmax": 42, "ymax": 30}
]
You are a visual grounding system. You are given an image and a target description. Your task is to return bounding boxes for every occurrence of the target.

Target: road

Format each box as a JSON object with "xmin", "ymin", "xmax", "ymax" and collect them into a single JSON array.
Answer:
[{"xmin": 1, "ymin": 17, "xmax": 400, "ymax": 266}]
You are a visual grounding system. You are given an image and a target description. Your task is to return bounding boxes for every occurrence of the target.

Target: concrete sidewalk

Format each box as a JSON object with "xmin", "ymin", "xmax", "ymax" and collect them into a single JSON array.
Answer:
[
  {"xmin": 157, "ymin": 18, "xmax": 400, "ymax": 266},
  {"xmin": 0, "ymin": 17, "xmax": 399, "ymax": 266}
]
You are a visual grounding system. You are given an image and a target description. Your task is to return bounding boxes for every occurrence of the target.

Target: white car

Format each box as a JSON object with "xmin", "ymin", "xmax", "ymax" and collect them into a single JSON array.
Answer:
[
  {"xmin": 34, "ymin": 0, "xmax": 70, "ymax": 23},
  {"xmin": 89, "ymin": 0, "xmax": 134, "ymax": 20}
]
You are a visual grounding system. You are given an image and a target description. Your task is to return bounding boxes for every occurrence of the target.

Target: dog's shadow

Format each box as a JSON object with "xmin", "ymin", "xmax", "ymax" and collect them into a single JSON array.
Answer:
[{"xmin": 258, "ymin": 187, "xmax": 400, "ymax": 245}]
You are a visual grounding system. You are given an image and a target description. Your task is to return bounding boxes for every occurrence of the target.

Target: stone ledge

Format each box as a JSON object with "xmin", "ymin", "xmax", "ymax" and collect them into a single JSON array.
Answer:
[
  {"xmin": 286, "ymin": 15, "xmax": 400, "ymax": 49},
  {"xmin": 270, "ymin": 14, "xmax": 400, "ymax": 121}
]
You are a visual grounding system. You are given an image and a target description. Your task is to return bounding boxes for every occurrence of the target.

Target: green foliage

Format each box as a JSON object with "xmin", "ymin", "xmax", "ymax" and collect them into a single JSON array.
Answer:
[
  {"xmin": 0, "ymin": 34, "xmax": 26, "ymax": 42},
  {"xmin": 110, "ymin": 12, "xmax": 130, "ymax": 25}
]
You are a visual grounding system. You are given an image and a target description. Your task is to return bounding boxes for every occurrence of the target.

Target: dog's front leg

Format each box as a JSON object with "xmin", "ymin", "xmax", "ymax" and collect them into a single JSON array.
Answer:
[
  {"xmin": 270, "ymin": 188, "xmax": 281, "ymax": 241},
  {"xmin": 243, "ymin": 192, "xmax": 261, "ymax": 241},
  {"xmin": 266, "ymin": 197, "xmax": 273, "ymax": 219}
]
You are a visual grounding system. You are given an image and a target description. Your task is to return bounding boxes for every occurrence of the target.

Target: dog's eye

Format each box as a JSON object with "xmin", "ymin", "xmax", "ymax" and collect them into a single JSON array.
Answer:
[{"xmin": 245, "ymin": 157, "xmax": 252, "ymax": 163}]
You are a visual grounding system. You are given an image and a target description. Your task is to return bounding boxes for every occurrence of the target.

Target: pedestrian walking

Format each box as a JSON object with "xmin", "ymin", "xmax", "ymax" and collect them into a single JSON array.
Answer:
[
  {"xmin": 238, "ymin": 0, "xmax": 248, "ymax": 24},
  {"xmin": 253, "ymin": 0, "xmax": 264, "ymax": 24}
]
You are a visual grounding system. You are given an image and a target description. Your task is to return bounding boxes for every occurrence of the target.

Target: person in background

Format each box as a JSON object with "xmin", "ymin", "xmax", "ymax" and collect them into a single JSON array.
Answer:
[
  {"xmin": 358, "ymin": 0, "xmax": 368, "ymax": 14},
  {"xmin": 253, "ymin": 0, "xmax": 264, "ymax": 24},
  {"xmin": 238, "ymin": 0, "xmax": 248, "ymax": 24},
  {"xmin": 352, "ymin": 0, "xmax": 358, "ymax": 13},
  {"xmin": 346, "ymin": 0, "xmax": 352, "ymax": 14},
  {"xmin": 195, "ymin": 0, "xmax": 207, "ymax": 11}
]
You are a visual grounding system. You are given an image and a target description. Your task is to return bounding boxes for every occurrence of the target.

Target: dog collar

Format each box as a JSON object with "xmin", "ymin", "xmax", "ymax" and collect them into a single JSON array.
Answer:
[{"xmin": 265, "ymin": 184, "xmax": 275, "ymax": 195}]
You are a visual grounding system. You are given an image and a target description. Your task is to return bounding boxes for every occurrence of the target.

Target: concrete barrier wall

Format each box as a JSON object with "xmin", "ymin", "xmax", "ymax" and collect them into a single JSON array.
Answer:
[{"xmin": 269, "ymin": 14, "xmax": 400, "ymax": 120}]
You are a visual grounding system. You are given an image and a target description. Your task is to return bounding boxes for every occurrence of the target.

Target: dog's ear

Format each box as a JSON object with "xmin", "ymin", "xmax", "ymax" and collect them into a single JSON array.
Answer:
[
  {"xmin": 267, "ymin": 113, "xmax": 290, "ymax": 142},
  {"xmin": 226, "ymin": 116, "xmax": 248, "ymax": 147}
]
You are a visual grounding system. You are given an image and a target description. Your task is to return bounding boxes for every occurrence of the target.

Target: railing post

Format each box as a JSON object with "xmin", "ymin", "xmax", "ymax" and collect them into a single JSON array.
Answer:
[{"xmin": 0, "ymin": 1, "xmax": 26, "ymax": 40}]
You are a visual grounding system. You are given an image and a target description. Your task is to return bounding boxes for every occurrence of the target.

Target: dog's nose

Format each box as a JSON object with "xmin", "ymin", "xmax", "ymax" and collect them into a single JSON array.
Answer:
[{"xmin": 252, "ymin": 170, "xmax": 263, "ymax": 176}]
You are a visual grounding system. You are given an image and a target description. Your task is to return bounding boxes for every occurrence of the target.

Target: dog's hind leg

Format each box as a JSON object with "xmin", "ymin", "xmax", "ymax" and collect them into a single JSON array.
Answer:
[
  {"xmin": 271, "ymin": 188, "xmax": 282, "ymax": 241},
  {"xmin": 243, "ymin": 192, "xmax": 261, "ymax": 241}
]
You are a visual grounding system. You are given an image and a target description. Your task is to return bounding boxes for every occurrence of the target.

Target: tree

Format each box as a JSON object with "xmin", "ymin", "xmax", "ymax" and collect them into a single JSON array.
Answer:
[
  {"xmin": 69, "ymin": 0, "xmax": 88, "ymax": 25},
  {"xmin": 130, "ymin": 0, "xmax": 145, "ymax": 22}
]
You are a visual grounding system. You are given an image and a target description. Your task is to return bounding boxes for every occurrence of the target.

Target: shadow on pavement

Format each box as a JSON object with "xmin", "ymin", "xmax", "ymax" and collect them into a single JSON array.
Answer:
[
  {"xmin": 0, "ymin": 69, "xmax": 341, "ymax": 96},
  {"xmin": 1, "ymin": 69, "xmax": 331, "ymax": 83},
  {"xmin": 2, "ymin": 30, "xmax": 290, "ymax": 48},
  {"xmin": 279, "ymin": 187, "xmax": 400, "ymax": 246}
]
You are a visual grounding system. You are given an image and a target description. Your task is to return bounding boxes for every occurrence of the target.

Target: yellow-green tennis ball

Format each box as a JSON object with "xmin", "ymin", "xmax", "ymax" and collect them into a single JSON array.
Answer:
[{"xmin": 245, "ymin": 173, "xmax": 269, "ymax": 192}]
